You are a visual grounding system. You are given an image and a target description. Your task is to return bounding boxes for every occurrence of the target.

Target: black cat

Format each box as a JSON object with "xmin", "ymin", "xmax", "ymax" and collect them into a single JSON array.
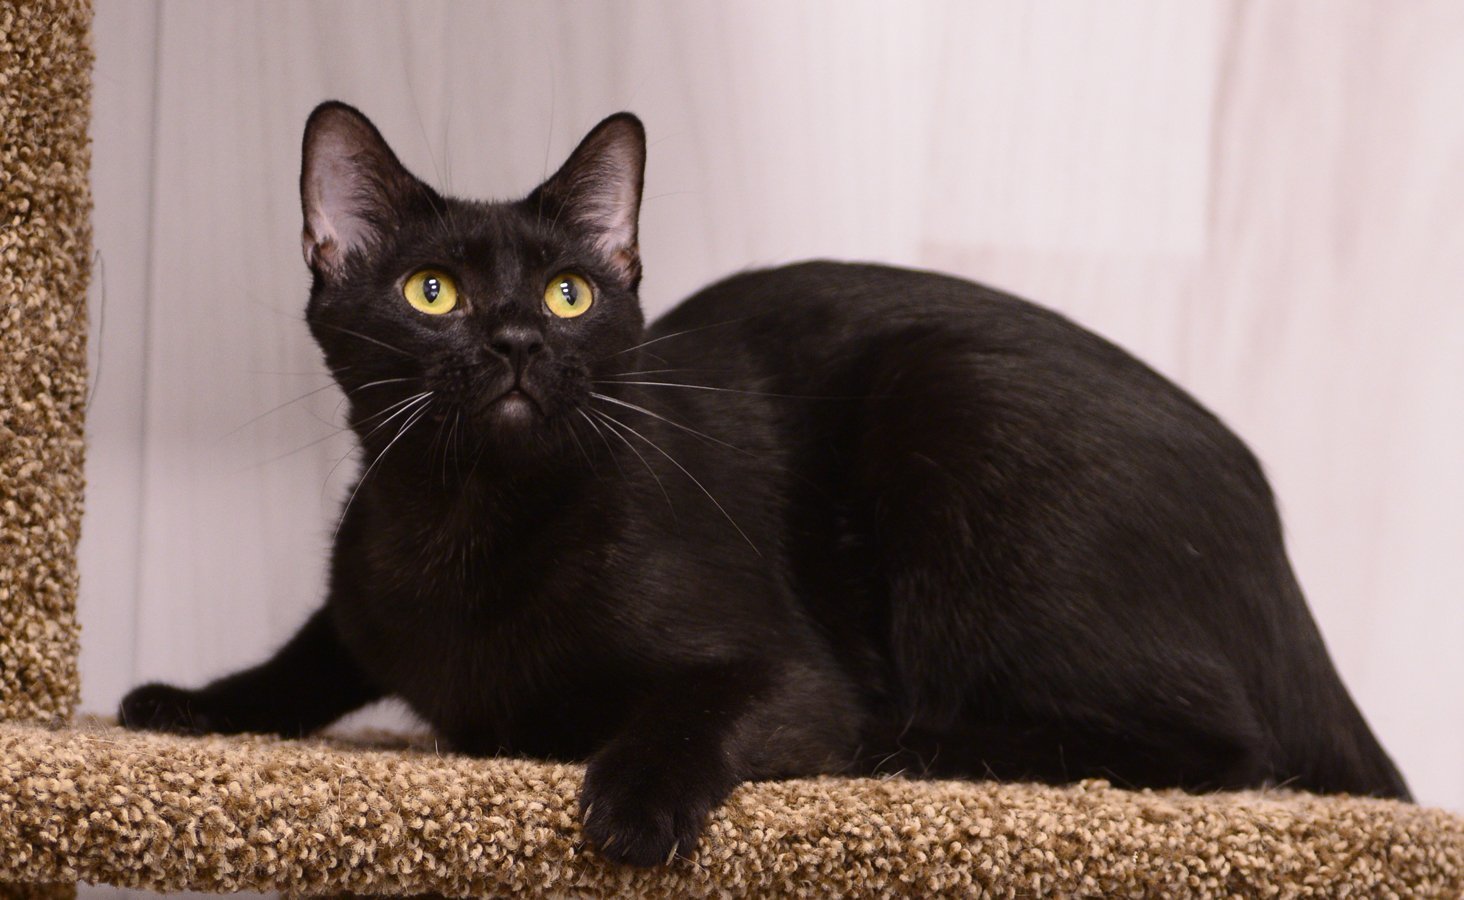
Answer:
[{"xmin": 120, "ymin": 102, "xmax": 1410, "ymax": 867}]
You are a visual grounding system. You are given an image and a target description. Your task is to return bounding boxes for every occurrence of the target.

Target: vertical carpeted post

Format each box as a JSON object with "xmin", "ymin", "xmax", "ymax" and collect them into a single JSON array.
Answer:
[
  {"xmin": 1, "ymin": 4, "xmax": 91, "ymax": 895},
  {"xmin": 0, "ymin": 0, "xmax": 92, "ymax": 727}
]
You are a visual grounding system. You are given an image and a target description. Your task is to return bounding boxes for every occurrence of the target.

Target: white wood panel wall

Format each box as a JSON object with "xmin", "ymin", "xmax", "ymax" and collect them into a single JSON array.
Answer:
[{"xmin": 81, "ymin": 0, "xmax": 1463, "ymax": 815}]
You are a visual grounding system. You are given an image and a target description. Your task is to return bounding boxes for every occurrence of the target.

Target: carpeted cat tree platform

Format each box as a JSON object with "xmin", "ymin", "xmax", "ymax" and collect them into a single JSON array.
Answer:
[{"xmin": 3, "ymin": 2, "xmax": 1462, "ymax": 896}]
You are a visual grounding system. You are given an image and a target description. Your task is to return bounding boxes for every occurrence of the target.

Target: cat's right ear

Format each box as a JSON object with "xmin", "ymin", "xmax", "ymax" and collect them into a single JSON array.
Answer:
[{"xmin": 300, "ymin": 101, "xmax": 427, "ymax": 276}]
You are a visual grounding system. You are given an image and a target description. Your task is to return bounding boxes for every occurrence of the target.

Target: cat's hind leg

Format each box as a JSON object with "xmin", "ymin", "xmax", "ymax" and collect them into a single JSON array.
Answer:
[{"xmin": 850, "ymin": 344, "xmax": 1278, "ymax": 790}]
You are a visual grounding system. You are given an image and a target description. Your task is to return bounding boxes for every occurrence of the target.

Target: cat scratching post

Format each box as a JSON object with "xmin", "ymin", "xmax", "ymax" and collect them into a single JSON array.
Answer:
[
  {"xmin": 0, "ymin": 0, "xmax": 89, "ymax": 728},
  {"xmin": 1, "ymin": 1, "xmax": 1461, "ymax": 896}
]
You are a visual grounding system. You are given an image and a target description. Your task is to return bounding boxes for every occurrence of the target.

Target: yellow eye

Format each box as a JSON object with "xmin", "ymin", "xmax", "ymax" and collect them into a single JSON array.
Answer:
[
  {"xmin": 403, "ymin": 269, "xmax": 458, "ymax": 315},
  {"xmin": 544, "ymin": 272, "xmax": 594, "ymax": 318}
]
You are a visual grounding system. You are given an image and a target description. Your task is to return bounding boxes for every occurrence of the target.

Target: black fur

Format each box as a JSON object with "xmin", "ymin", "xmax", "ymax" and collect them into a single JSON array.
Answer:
[{"xmin": 121, "ymin": 102, "xmax": 1410, "ymax": 867}]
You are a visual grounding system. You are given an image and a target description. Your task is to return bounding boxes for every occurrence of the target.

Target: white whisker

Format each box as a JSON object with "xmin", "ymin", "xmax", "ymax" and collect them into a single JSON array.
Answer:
[
  {"xmin": 317, "ymin": 322, "xmax": 415, "ymax": 358},
  {"xmin": 597, "ymin": 318, "xmax": 751, "ymax": 361},
  {"xmin": 586, "ymin": 408, "xmax": 673, "ymax": 514},
  {"xmin": 243, "ymin": 426, "xmax": 352, "ymax": 472},
  {"xmin": 563, "ymin": 411, "xmax": 597, "ymax": 474},
  {"xmin": 334, "ymin": 396, "xmax": 434, "ymax": 539},
  {"xmin": 333, "ymin": 377, "xmax": 420, "ymax": 421},
  {"xmin": 599, "ymin": 367, "xmax": 708, "ymax": 379},
  {"xmin": 578, "ymin": 409, "xmax": 628, "ymax": 482},
  {"xmin": 355, "ymin": 391, "xmax": 434, "ymax": 440},
  {"xmin": 221, "ymin": 382, "xmax": 341, "ymax": 440},
  {"xmin": 596, "ymin": 379, "xmax": 852, "ymax": 401},
  {"xmin": 445, "ymin": 410, "xmax": 462, "ymax": 483},
  {"xmin": 324, "ymin": 391, "xmax": 432, "ymax": 503},
  {"xmin": 591, "ymin": 408, "xmax": 759, "ymax": 556},
  {"xmin": 589, "ymin": 391, "xmax": 747, "ymax": 455}
]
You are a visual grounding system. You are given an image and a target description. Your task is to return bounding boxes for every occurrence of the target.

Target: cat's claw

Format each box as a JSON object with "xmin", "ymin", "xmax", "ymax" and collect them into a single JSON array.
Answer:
[
  {"xmin": 118, "ymin": 682, "xmax": 214, "ymax": 735},
  {"xmin": 579, "ymin": 792, "xmax": 699, "ymax": 867},
  {"xmin": 579, "ymin": 752, "xmax": 710, "ymax": 867}
]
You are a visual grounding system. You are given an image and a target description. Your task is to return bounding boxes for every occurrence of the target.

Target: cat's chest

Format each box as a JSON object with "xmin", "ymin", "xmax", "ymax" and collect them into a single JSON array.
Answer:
[{"xmin": 346, "ymin": 512, "xmax": 627, "ymax": 754}]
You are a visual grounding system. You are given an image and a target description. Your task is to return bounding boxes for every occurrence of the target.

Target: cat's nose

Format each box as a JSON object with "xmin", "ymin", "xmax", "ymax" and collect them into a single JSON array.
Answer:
[{"xmin": 488, "ymin": 324, "xmax": 545, "ymax": 369}]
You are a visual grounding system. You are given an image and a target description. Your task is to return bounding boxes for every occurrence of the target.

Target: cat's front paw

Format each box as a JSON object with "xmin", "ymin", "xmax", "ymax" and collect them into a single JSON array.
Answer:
[
  {"xmin": 118, "ymin": 682, "xmax": 215, "ymax": 735},
  {"xmin": 579, "ymin": 745, "xmax": 724, "ymax": 867}
]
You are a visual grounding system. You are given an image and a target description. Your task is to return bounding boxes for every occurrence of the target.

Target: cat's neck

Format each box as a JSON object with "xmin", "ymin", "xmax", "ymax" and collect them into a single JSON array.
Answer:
[{"xmin": 359, "ymin": 444, "xmax": 606, "ymax": 545}]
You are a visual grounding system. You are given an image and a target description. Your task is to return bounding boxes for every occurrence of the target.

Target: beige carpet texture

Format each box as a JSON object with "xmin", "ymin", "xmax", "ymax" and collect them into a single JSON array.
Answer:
[
  {"xmin": 0, "ymin": 0, "xmax": 91, "ymax": 723},
  {"xmin": 2, "ymin": 0, "xmax": 1463, "ymax": 896},
  {"xmin": 0, "ymin": 721, "xmax": 1459, "ymax": 898}
]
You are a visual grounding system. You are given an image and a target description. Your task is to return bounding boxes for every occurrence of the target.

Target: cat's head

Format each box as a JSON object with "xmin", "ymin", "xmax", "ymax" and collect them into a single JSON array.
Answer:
[{"xmin": 299, "ymin": 101, "xmax": 646, "ymax": 473}]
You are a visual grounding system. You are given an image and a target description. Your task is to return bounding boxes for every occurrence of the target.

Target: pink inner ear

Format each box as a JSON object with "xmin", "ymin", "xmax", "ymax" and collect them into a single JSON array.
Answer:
[
  {"xmin": 301, "ymin": 225, "xmax": 338, "ymax": 271},
  {"xmin": 576, "ymin": 140, "xmax": 642, "ymax": 265},
  {"xmin": 591, "ymin": 214, "xmax": 635, "ymax": 259},
  {"xmin": 608, "ymin": 245, "xmax": 641, "ymax": 283},
  {"xmin": 302, "ymin": 121, "xmax": 394, "ymax": 271},
  {"xmin": 304, "ymin": 189, "xmax": 371, "ymax": 272}
]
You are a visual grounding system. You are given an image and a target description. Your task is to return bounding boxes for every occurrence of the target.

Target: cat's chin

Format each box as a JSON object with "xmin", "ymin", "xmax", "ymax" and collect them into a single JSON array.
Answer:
[
  {"xmin": 488, "ymin": 389, "xmax": 540, "ymax": 426},
  {"xmin": 467, "ymin": 389, "xmax": 556, "ymax": 456}
]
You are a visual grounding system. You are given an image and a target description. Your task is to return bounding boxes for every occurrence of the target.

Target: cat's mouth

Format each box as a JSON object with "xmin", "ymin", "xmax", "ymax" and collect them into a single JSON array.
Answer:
[{"xmin": 486, "ymin": 385, "xmax": 543, "ymax": 424}]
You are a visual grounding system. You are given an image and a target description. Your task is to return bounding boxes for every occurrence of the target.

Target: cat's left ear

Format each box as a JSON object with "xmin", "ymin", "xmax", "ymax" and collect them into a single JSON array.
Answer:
[{"xmin": 529, "ymin": 113, "xmax": 646, "ymax": 287}]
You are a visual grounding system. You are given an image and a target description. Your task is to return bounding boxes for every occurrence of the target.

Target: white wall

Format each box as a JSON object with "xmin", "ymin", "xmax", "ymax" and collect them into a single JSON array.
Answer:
[{"xmin": 82, "ymin": 0, "xmax": 1463, "ymax": 811}]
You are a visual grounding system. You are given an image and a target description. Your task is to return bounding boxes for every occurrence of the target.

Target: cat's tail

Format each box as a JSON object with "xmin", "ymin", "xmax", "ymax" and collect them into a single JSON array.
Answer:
[{"xmin": 1278, "ymin": 654, "xmax": 1412, "ymax": 801}]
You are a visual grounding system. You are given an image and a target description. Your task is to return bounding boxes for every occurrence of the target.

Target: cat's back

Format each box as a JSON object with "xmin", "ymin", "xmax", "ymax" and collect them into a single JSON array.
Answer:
[
  {"xmin": 648, "ymin": 260, "xmax": 1218, "ymax": 433},
  {"xmin": 652, "ymin": 260, "xmax": 1031, "ymax": 350}
]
